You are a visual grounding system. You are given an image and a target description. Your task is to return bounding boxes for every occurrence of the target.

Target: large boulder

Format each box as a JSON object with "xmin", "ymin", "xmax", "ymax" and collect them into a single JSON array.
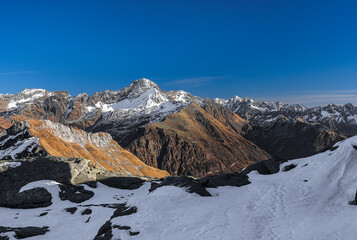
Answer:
[{"xmin": 0, "ymin": 157, "xmax": 145, "ymax": 208}]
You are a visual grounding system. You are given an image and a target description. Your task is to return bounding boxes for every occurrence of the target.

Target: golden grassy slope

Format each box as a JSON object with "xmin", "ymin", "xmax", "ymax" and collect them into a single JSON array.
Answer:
[{"xmin": 28, "ymin": 119, "xmax": 168, "ymax": 178}]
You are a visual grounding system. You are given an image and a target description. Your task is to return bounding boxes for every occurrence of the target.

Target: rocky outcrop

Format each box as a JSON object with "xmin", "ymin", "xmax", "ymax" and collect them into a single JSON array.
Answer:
[
  {"xmin": 0, "ymin": 156, "xmax": 150, "ymax": 208},
  {"xmin": 122, "ymin": 102, "xmax": 270, "ymax": 177},
  {"xmin": 0, "ymin": 120, "xmax": 168, "ymax": 178},
  {"xmin": 199, "ymin": 173, "xmax": 250, "ymax": 188},
  {"xmin": 58, "ymin": 184, "xmax": 95, "ymax": 203},
  {"xmin": 0, "ymin": 226, "xmax": 49, "ymax": 239},
  {"xmin": 149, "ymin": 177, "xmax": 212, "ymax": 197}
]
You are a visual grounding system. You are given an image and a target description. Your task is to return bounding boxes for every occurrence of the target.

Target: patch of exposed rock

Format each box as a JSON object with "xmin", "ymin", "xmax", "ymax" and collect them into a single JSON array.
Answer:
[{"xmin": 0, "ymin": 157, "xmax": 148, "ymax": 208}]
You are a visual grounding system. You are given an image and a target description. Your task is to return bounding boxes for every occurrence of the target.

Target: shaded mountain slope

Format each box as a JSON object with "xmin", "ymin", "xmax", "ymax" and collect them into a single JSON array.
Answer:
[
  {"xmin": 122, "ymin": 102, "xmax": 270, "ymax": 177},
  {"xmin": 0, "ymin": 120, "xmax": 168, "ymax": 178},
  {"xmin": 244, "ymin": 115, "xmax": 346, "ymax": 159}
]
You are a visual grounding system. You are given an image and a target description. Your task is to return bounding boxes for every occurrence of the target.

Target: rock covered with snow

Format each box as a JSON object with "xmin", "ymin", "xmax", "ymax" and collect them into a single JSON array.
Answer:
[
  {"xmin": 87, "ymin": 78, "xmax": 203, "ymax": 142},
  {"xmin": 0, "ymin": 79, "xmax": 203, "ymax": 142},
  {"xmin": 0, "ymin": 122, "xmax": 44, "ymax": 160},
  {"xmin": 216, "ymin": 96, "xmax": 357, "ymax": 136}
]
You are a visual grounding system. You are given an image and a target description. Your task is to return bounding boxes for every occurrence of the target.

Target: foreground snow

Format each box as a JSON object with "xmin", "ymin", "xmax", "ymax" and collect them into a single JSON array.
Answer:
[{"xmin": 1, "ymin": 136, "xmax": 357, "ymax": 239}]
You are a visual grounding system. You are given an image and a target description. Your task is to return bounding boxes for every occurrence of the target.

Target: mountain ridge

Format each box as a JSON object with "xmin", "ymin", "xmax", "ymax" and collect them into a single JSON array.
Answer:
[{"xmin": 0, "ymin": 78, "xmax": 355, "ymax": 163}]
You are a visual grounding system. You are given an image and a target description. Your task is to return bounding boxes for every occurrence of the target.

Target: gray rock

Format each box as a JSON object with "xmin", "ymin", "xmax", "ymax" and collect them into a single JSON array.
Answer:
[
  {"xmin": 81, "ymin": 208, "xmax": 92, "ymax": 215},
  {"xmin": 59, "ymin": 184, "xmax": 94, "ymax": 203},
  {"xmin": 241, "ymin": 156, "xmax": 286, "ymax": 175},
  {"xmin": 0, "ymin": 157, "xmax": 112, "ymax": 208},
  {"xmin": 98, "ymin": 177, "xmax": 144, "ymax": 190},
  {"xmin": 111, "ymin": 204, "xmax": 137, "ymax": 219},
  {"xmin": 199, "ymin": 173, "xmax": 250, "ymax": 188},
  {"xmin": 150, "ymin": 177, "xmax": 211, "ymax": 197},
  {"xmin": 0, "ymin": 226, "xmax": 49, "ymax": 239},
  {"xmin": 14, "ymin": 227, "xmax": 49, "ymax": 239},
  {"xmin": 94, "ymin": 221, "xmax": 112, "ymax": 240},
  {"xmin": 283, "ymin": 164, "xmax": 297, "ymax": 172},
  {"xmin": 0, "ymin": 187, "xmax": 52, "ymax": 209},
  {"xmin": 64, "ymin": 207, "xmax": 77, "ymax": 214}
]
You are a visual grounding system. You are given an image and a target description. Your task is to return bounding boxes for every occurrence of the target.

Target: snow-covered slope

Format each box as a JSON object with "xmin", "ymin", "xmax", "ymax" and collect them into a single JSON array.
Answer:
[
  {"xmin": 1, "ymin": 137, "xmax": 357, "ymax": 239},
  {"xmin": 112, "ymin": 136, "xmax": 357, "ymax": 240}
]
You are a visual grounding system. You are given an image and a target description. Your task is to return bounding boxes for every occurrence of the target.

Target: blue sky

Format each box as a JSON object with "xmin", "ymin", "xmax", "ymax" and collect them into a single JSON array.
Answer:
[{"xmin": 1, "ymin": 0, "xmax": 356, "ymax": 106}]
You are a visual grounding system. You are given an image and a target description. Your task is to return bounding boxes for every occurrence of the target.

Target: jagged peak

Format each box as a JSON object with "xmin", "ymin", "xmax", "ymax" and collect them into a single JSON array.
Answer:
[
  {"xmin": 232, "ymin": 95, "xmax": 242, "ymax": 101},
  {"xmin": 130, "ymin": 78, "xmax": 159, "ymax": 89},
  {"xmin": 19, "ymin": 88, "xmax": 47, "ymax": 95},
  {"xmin": 243, "ymin": 96, "xmax": 251, "ymax": 101}
]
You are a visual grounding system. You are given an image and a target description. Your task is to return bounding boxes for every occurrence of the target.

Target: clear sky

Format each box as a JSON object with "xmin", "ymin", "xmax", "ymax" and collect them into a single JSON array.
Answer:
[{"xmin": 1, "ymin": 0, "xmax": 356, "ymax": 106}]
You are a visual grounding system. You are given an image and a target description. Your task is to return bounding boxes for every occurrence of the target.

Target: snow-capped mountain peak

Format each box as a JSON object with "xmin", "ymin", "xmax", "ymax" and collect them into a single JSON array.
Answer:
[
  {"xmin": 123, "ymin": 78, "xmax": 160, "ymax": 98},
  {"xmin": 7, "ymin": 88, "xmax": 48, "ymax": 110}
]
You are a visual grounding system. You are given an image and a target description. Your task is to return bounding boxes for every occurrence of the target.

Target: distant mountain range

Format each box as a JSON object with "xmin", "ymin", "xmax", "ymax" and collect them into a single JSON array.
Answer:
[{"xmin": 1, "ymin": 78, "xmax": 356, "ymax": 176}]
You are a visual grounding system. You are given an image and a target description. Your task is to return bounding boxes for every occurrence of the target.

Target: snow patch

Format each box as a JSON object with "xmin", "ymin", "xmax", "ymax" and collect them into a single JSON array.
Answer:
[
  {"xmin": 0, "ymin": 137, "xmax": 39, "ymax": 160},
  {"xmin": 0, "ymin": 161, "xmax": 21, "ymax": 168}
]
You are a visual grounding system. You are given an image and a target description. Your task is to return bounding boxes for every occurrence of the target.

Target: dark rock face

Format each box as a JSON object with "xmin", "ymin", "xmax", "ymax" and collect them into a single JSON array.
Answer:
[
  {"xmin": 244, "ymin": 117, "xmax": 345, "ymax": 160},
  {"xmin": 283, "ymin": 164, "xmax": 297, "ymax": 172},
  {"xmin": 94, "ymin": 221, "xmax": 113, "ymax": 240},
  {"xmin": 65, "ymin": 207, "xmax": 78, "ymax": 214},
  {"xmin": 111, "ymin": 204, "xmax": 137, "ymax": 219},
  {"xmin": 98, "ymin": 177, "xmax": 144, "ymax": 190},
  {"xmin": 81, "ymin": 208, "xmax": 92, "ymax": 215},
  {"xmin": 59, "ymin": 185, "xmax": 94, "ymax": 203},
  {"xmin": 150, "ymin": 177, "xmax": 212, "ymax": 197},
  {"xmin": 0, "ymin": 226, "xmax": 49, "ymax": 239},
  {"xmin": 199, "ymin": 173, "xmax": 250, "ymax": 188},
  {"xmin": 3, "ymin": 187, "xmax": 53, "ymax": 209},
  {"xmin": 116, "ymin": 225, "xmax": 131, "ymax": 230},
  {"xmin": 0, "ymin": 157, "xmax": 73, "ymax": 208},
  {"xmin": 129, "ymin": 231, "xmax": 140, "ymax": 236},
  {"xmin": 241, "ymin": 156, "xmax": 286, "ymax": 175},
  {"xmin": 94, "ymin": 202, "xmax": 139, "ymax": 240},
  {"xmin": 85, "ymin": 181, "xmax": 97, "ymax": 188},
  {"xmin": 0, "ymin": 157, "xmax": 107, "ymax": 208},
  {"xmin": 39, "ymin": 212, "xmax": 48, "ymax": 217},
  {"xmin": 123, "ymin": 103, "xmax": 270, "ymax": 177}
]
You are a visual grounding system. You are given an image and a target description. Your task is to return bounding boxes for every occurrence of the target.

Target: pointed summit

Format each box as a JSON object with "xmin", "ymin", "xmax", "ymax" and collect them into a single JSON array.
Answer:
[
  {"xmin": 130, "ymin": 78, "xmax": 159, "ymax": 89},
  {"xmin": 122, "ymin": 78, "xmax": 161, "ymax": 99}
]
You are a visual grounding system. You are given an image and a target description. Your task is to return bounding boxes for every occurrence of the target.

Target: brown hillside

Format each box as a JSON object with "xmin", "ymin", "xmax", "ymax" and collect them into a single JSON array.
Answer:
[
  {"xmin": 122, "ymin": 102, "xmax": 270, "ymax": 177},
  {"xmin": 26, "ymin": 119, "xmax": 168, "ymax": 178}
]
